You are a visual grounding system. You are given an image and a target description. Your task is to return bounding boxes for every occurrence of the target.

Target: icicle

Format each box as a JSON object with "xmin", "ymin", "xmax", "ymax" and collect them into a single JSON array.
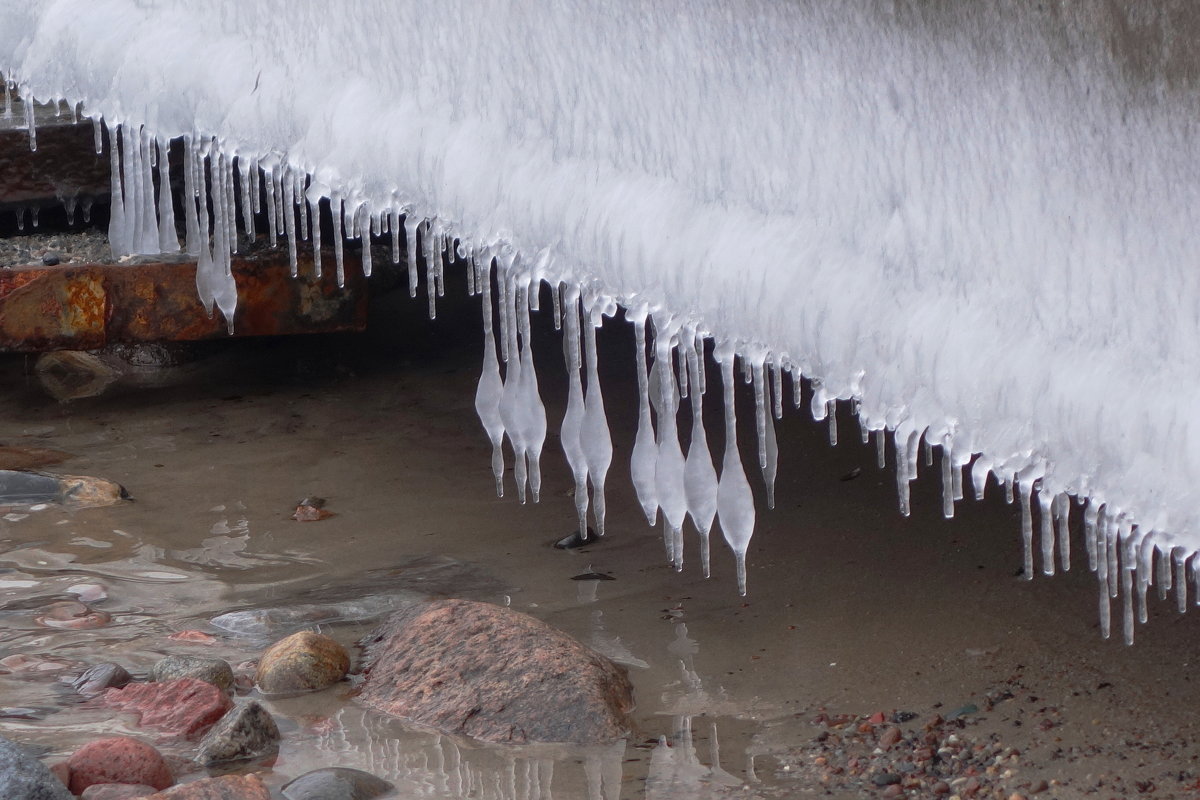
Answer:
[
  {"xmin": 181, "ymin": 135, "xmax": 200, "ymax": 256},
  {"xmin": 1175, "ymin": 548, "xmax": 1188, "ymax": 613},
  {"xmin": 23, "ymin": 89, "xmax": 36, "ymax": 151},
  {"xmin": 581, "ymin": 296, "xmax": 613, "ymax": 536},
  {"xmin": 1054, "ymin": 492, "xmax": 1070, "ymax": 571},
  {"xmin": 263, "ymin": 168, "xmax": 278, "ymax": 244},
  {"xmin": 1018, "ymin": 479, "xmax": 1034, "ymax": 581},
  {"xmin": 763, "ymin": 376, "xmax": 778, "ymax": 510},
  {"xmin": 1096, "ymin": 509, "xmax": 1111, "ymax": 639},
  {"xmin": 404, "ymin": 214, "xmax": 420, "ymax": 297},
  {"xmin": 894, "ymin": 423, "xmax": 911, "ymax": 516},
  {"xmin": 515, "ymin": 281, "xmax": 547, "ymax": 503},
  {"xmin": 941, "ymin": 439, "xmax": 955, "ymax": 519},
  {"xmin": 271, "ymin": 167, "xmax": 284, "ymax": 246},
  {"xmin": 238, "ymin": 156, "xmax": 255, "ymax": 241},
  {"xmin": 474, "ymin": 255, "xmax": 506, "ymax": 496},
  {"xmin": 771, "ymin": 358, "xmax": 783, "ymax": 419},
  {"xmin": 1157, "ymin": 543, "xmax": 1170, "ymax": 602},
  {"xmin": 1003, "ymin": 475, "xmax": 1014, "ymax": 504},
  {"xmin": 695, "ymin": 331, "xmax": 707, "ymax": 395},
  {"xmin": 156, "ymin": 138, "xmax": 178, "ymax": 253},
  {"xmin": 560, "ymin": 286, "xmax": 589, "ymax": 537},
  {"xmin": 752, "ymin": 362, "xmax": 767, "ymax": 469},
  {"xmin": 331, "ymin": 191, "xmax": 345, "ymax": 288},
  {"xmin": 425, "ymin": 221, "xmax": 439, "ymax": 318},
  {"xmin": 1122, "ymin": 525, "xmax": 1135, "ymax": 645},
  {"xmin": 876, "ymin": 429, "xmax": 887, "ymax": 469},
  {"xmin": 1084, "ymin": 499, "xmax": 1099, "ymax": 571},
  {"xmin": 1107, "ymin": 515, "xmax": 1120, "ymax": 599},
  {"xmin": 124, "ymin": 125, "xmax": 143, "ymax": 251},
  {"xmin": 684, "ymin": 335, "xmax": 718, "ymax": 577},
  {"xmin": 654, "ymin": 318, "xmax": 688, "ymax": 571},
  {"xmin": 249, "ymin": 159, "xmax": 261, "ymax": 214},
  {"xmin": 2, "ymin": 79, "xmax": 10, "ymax": 119},
  {"xmin": 715, "ymin": 340, "xmax": 756, "ymax": 596},
  {"xmin": 951, "ymin": 447, "xmax": 964, "ymax": 502},
  {"xmin": 308, "ymin": 193, "xmax": 322, "ymax": 278},
  {"xmin": 677, "ymin": 338, "xmax": 689, "ymax": 401},
  {"xmin": 827, "ymin": 401, "xmax": 838, "ymax": 445},
  {"xmin": 498, "ymin": 273, "xmax": 528, "ymax": 503},
  {"xmin": 630, "ymin": 310, "xmax": 660, "ymax": 526},
  {"xmin": 970, "ymin": 456, "xmax": 989, "ymax": 500},
  {"xmin": 92, "ymin": 117, "xmax": 102, "ymax": 153},
  {"xmin": 30, "ymin": 207, "xmax": 38, "ymax": 228},
  {"xmin": 1136, "ymin": 533, "xmax": 1152, "ymax": 625},
  {"xmin": 1193, "ymin": 553, "xmax": 1200, "ymax": 607},
  {"xmin": 283, "ymin": 169, "xmax": 298, "ymax": 277},
  {"xmin": 389, "ymin": 209, "xmax": 401, "ymax": 265},
  {"xmin": 551, "ymin": 281, "xmax": 562, "ymax": 330},
  {"xmin": 358, "ymin": 203, "xmax": 373, "ymax": 278},
  {"xmin": 1038, "ymin": 490, "xmax": 1054, "ymax": 576},
  {"xmin": 107, "ymin": 125, "xmax": 129, "ymax": 257},
  {"xmin": 298, "ymin": 174, "xmax": 308, "ymax": 241},
  {"xmin": 222, "ymin": 144, "xmax": 238, "ymax": 257},
  {"xmin": 922, "ymin": 437, "xmax": 933, "ymax": 467}
]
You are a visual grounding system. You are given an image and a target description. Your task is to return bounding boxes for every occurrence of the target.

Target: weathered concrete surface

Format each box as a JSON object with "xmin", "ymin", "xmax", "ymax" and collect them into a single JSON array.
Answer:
[{"xmin": 358, "ymin": 599, "xmax": 636, "ymax": 745}]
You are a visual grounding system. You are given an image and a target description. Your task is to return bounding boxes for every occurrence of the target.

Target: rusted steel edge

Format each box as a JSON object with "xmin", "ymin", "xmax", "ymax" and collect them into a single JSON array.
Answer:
[{"xmin": 0, "ymin": 250, "xmax": 367, "ymax": 352}]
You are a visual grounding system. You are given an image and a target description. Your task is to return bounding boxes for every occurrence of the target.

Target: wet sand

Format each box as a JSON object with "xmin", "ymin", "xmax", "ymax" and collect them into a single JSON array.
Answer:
[{"xmin": 2, "ymin": 283, "xmax": 1199, "ymax": 798}]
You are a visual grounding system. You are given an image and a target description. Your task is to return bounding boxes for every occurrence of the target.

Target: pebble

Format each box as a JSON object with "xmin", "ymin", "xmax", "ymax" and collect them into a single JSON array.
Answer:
[
  {"xmin": 151, "ymin": 655, "xmax": 234, "ymax": 692},
  {"xmin": 146, "ymin": 774, "xmax": 272, "ymax": 799},
  {"xmin": 42, "ymin": 252, "xmax": 61, "ymax": 266},
  {"xmin": 195, "ymin": 701, "xmax": 280, "ymax": 765},
  {"xmin": 68, "ymin": 583, "xmax": 109, "ymax": 602},
  {"xmin": 72, "ymin": 662, "xmax": 133, "ymax": 695},
  {"xmin": 66, "ymin": 737, "xmax": 174, "ymax": 794},
  {"xmin": 0, "ymin": 734, "xmax": 74, "ymax": 800},
  {"xmin": 281, "ymin": 768, "xmax": 394, "ymax": 800},
  {"xmin": 103, "ymin": 678, "xmax": 233, "ymax": 740},
  {"xmin": 255, "ymin": 630, "xmax": 349, "ymax": 695}
]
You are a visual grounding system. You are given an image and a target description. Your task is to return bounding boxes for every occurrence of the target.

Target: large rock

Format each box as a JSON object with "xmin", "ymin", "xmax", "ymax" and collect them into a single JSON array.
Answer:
[
  {"xmin": 195, "ymin": 701, "xmax": 280, "ymax": 765},
  {"xmin": 0, "ymin": 734, "xmax": 73, "ymax": 800},
  {"xmin": 103, "ymin": 678, "xmax": 233, "ymax": 739},
  {"xmin": 358, "ymin": 599, "xmax": 635, "ymax": 744},
  {"xmin": 66, "ymin": 737, "xmax": 173, "ymax": 794},
  {"xmin": 281, "ymin": 768, "xmax": 393, "ymax": 800},
  {"xmin": 146, "ymin": 775, "xmax": 271, "ymax": 799},
  {"xmin": 255, "ymin": 630, "xmax": 349, "ymax": 695},
  {"xmin": 151, "ymin": 656, "xmax": 234, "ymax": 692}
]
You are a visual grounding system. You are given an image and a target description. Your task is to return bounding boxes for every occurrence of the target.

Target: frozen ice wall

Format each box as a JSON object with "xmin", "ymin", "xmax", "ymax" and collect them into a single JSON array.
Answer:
[{"xmin": 3, "ymin": 1, "xmax": 1200, "ymax": 639}]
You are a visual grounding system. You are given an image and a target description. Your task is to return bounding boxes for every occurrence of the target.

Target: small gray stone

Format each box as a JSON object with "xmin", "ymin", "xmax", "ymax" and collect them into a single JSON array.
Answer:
[
  {"xmin": 41, "ymin": 252, "xmax": 61, "ymax": 266},
  {"xmin": 282, "ymin": 768, "xmax": 393, "ymax": 800},
  {"xmin": 0, "ymin": 734, "xmax": 73, "ymax": 800},
  {"xmin": 195, "ymin": 701, "xmax": 280, "ymax": 765},
  {"xmin": 73, "ymin": 662, "xmax": 133, "ymax": 696},
  {"xmin": 151, "ymin": 655, "xmax": 234, "ymax": 692}
]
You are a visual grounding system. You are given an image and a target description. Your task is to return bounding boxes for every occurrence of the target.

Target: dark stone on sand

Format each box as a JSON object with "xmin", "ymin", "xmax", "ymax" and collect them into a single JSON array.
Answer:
[
  {"xmin": 872, "ymin": 772, "xmax": 901, "ymax": 786},
  {"xmin": 255, "ymin": 630, "xmax": 349, "ymax": 695},
  {"xmin": 554, "ymin": 527, "xmax": 598, "ymax": 549},
  {"xmin": 42, "ymin": 252, "xmax": 60, "ymax": 266},
  {"xmin": 0, "ymin": 734, "xmax": 73, "ymax": 800},
  {"xmin": 73, "ymin": 662, "xmax": 133, "ymax": 695},
  {"xmin": 151, "ymin": 655, "xmax": 234, "ymax": 692},
  {"xmin": 195, "ymin": 701, "xmax": 280, "ymax": 765},
  {"xmin": 281, "ymin": 768, "xmax": 393, "ymax": 800},
  {"xmin": 359, "ymin": 599, "xmax": 635, "ymax": 744}
]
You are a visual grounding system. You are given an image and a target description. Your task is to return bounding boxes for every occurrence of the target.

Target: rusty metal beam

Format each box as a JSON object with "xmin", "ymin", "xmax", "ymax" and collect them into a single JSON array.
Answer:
[{"xmin": 0, "ymin": 249, "xmax": 367, "ymax": 352}]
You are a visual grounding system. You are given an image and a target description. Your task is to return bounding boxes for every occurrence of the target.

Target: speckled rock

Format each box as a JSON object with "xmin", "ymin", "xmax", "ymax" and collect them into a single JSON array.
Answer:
[
  {"xmin": 81, "ymin": 784, "xmax": 158, "ymax": 799},
  {"xmin": 281, "ymin": 768, "xmax": 393, "ymax": 800},
  {"xmin": 73, "ymin": 662, "xmax": 133, "ymax": 696},
  {"xmin": 66, "ymin": 737, "xmax": 173, "ymax": 794},
  {"xmin": 0, "ymin": 734, "xmax": 73, "ymax": 800},
  {"xmin": 103, "ymin": 678, "xmax": 233, "ymax": 740},
  {"xmin": 359, "ymin": 599, "xmax": 635, "ymax": 744},
  {"xmin": 151, "ymin": 655, "xmax": 234, "ymax": 692},
  {"xmin": 147, "ymin": 774, "xmax": 271, "ymax": 799},
  {"xmin": 255, "ymin": 630, "xmax": 349, "ymax": 695},
  {"xmin": 195, "ymin": 701, "xmax": 280, "ymax": 765}
]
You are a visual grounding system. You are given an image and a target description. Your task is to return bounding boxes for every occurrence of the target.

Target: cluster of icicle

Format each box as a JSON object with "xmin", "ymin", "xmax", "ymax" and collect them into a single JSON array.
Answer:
[{"xmin": 7, "ymin": 83, "xmax": 1194, "ymax": 642}]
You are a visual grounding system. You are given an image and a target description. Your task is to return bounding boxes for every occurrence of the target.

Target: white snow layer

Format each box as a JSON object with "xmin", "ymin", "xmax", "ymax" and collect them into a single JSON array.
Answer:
[{"xmin": 3, "ymin": 1, "xmax": 1200, "ymax": 639}]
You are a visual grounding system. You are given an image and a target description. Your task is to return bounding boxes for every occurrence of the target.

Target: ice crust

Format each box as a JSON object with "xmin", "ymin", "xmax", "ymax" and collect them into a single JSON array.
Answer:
[{"xmin": 3, "ymin": 1, "xmax": 1200, "ymax": 638}]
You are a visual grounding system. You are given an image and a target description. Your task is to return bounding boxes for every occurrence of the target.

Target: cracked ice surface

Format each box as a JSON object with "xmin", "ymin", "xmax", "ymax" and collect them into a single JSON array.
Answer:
[{"xmin": 3, "ymin": 1, "xmax": 1200, "ymax": 635}]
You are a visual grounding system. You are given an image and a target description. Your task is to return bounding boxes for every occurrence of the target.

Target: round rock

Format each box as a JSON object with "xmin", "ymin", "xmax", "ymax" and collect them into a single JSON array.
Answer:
[
  {"xmin": 151, "ymin": 655, "xmax": 234, "ymax": 692},
  {"xmin": 0, "ymin": 734, "xmax": 73, "ymax": 800},
  {"xmin": 281, "ymin": 768, "xmax": 393, "ymax": 800},
  {"xmin": 66, "ymin": 737, "xmax": 173, "ymax": 794},
  {"xmin": 72, "ymin": 662, "xmax": 133, "ymax": 696},
  {"xmin": 255, "ymin": 631, "xmax": 349, "ymax": 695},
  {"xmin": 195, "ymin": 701, "xmax": 280, "ymax": 765}
]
